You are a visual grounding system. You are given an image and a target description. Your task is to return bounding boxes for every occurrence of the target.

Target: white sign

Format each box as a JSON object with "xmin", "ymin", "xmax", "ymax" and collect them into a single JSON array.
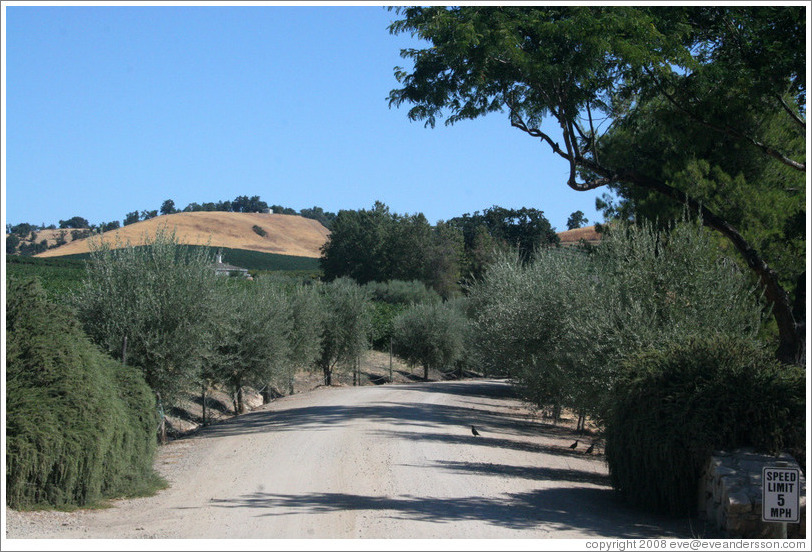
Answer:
[{"xmin": 762, "ymin": 466, "xmax": 800, "ymax": 523}]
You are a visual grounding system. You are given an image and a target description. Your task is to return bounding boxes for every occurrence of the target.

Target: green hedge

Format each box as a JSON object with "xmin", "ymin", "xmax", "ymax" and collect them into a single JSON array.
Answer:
[
  {"xmin": 6, "ymin": 277, "xmax": 161, "ymax": 509},
  {"xmin": 605, "ymin": 336, "xmax": 805, "ymax": 516}
]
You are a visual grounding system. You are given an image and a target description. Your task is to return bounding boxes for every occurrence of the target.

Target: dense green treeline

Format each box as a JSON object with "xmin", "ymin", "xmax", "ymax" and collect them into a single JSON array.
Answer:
[{"xmin": 320, "ymin": 202, "xmax": 561, "ymax": 297}]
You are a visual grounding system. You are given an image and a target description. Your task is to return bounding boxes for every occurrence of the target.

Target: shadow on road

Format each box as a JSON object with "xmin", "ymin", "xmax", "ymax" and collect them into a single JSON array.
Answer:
[
  {"xmin": 423, "ymin": 459, "xmax": 610, "ymax": 486},
  {"xmin": 370, "ymin": 428, "xmax": 597, "ymax": 460},
  {"xmin": 208, "ymin": 488, "xmax": 704, "ymax": 539},
  {"xmin": 393, "ymin": 379, "xmax": 519, "ymax": 401},
  {"xmin": 191, "ymin": 380, "xmax": 583, "ymax": 446}
]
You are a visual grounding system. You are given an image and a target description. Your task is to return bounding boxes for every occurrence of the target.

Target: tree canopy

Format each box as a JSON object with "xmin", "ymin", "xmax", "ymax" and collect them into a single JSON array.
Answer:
[
  {"xmin": 59, "ymin": 216, "xmax": 89, "ymax": 229},
  {"xmin": 388, "ymin": 5, "xmax": 805, "ymax": 363},
  {"xmin": 566, "ymin": 210, "xmax": 588, "ymax": 230},
  {"xmin": 320, "ymin": 201, "xmax": 464, "ymax": 297}
]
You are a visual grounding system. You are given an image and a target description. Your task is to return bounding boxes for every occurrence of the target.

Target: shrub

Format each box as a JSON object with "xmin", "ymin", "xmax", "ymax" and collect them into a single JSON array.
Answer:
[
  {"xmin": 252, "ymin": 224, "xmax": 267, "ymax": 237},
  {"xmin": 364, "ymin": 279, "xmax": 440, "ymax": 305},
  {"xmin": 6, "ymin": 277, "xmax": 159, "ymax": 509},
  {"xmin": 605, "ymin": 336, "xmax": 805, "ymax": 515}
]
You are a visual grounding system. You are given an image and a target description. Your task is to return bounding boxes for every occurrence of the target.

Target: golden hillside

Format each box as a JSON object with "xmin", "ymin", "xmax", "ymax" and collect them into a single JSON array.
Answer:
[
  {"xmin": 557, "ymin": 225, "xmax": 601, "ymax": 246},
  {"xmin": 35, "ymin": 212, "xmax": 330, "ymax": 259}
]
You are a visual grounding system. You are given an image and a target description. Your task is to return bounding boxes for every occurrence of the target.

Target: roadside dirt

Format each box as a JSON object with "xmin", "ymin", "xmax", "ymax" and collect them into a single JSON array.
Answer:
[{"xmin": 5, "ymin": 378, "xmax": 717, "ymax": 540}]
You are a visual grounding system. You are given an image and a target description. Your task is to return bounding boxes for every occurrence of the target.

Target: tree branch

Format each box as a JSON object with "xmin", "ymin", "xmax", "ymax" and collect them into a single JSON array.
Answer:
[
  {"xmin": 646, "ymin": 68, "xmax": 806, "ymax": 172},
  {"xmin": 777, "ymin": 94, "xmax": 806, "ymax": 130}
]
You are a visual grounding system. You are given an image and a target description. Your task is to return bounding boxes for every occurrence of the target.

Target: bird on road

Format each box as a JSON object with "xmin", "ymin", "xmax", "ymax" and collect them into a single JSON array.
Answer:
[
  {"xmin": 585, "ymin": 443, "xmax": 595, "ymax": 454},
  {"xmin": 471, "ymin": 425, "xmax": 480, "ymax": 437},
  {"xmin": 569, "ymin": 440, "xmax": 579, "ymax": 449}
]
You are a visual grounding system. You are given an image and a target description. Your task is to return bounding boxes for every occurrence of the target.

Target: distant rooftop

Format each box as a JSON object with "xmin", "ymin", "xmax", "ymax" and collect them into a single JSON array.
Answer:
[{"xmin": 213, "ymin": 253, "xmax": 250, "ymax": 278}]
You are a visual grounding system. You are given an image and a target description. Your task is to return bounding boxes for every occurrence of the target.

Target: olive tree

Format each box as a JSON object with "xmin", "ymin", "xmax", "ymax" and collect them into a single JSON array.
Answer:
[
  {"xmin": 392, "ymin": 301, "xmax": 467, "ymax": 381},
  {"xmin": 74, "ymin": 227, "xmax": 218, "ymax": 406},
  {"xmin": 210, "ymin": 278, "xmax": 292, "ymax": 414},
  {"xmin": 315, "ymin": 277, "xmax": 372, "ymax": 386},
  {"xmin": 468, "ymin": 219, "xmax": 766, "ymax": 422},
  {"xmin": 283, "ymin": 282, "xmax": 324, "ymax": 394}
]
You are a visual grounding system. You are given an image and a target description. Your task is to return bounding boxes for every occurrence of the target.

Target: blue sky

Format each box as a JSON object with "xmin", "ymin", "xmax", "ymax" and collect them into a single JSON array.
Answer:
[{"xmin": 3, "ymin": 3, "xmax": 607, "ymax": 232}]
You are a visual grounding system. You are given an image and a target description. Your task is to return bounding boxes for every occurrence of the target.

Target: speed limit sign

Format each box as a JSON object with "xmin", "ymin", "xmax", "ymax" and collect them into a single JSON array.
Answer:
[{"xmin": 762, "ymin": 466, "xmax": 800, "ymax": 523}]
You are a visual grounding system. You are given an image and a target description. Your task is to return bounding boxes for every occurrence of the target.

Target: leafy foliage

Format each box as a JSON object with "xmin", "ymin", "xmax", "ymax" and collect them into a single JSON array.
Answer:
[
  {"xmin": 5, "ymin": 255, "xmax": 87, "ymax": 300},
  {"xmin": 320, "ymin": 202, "xmax": 464, "ymax": 297},
  {"xmin": 392, "ymin": 301, "xmax": 468, "ymax": 381},
  {"xmin": 566, "ymin": 210, "xmax": 588, "ymax": 230},
  {"xmin": 364, "ymin": 280, "xmax": 440, "ymax": 350},
  {"xmin": 467, "ymin": 219, "xmax": 766, "ymax": 420},
  {"xmin": 605, "ymin": 336, "xmax": 805, "ymax": 515},
  {"xmin": 73, "ymin": 227, "xmax": 218, "ymax": 402},
  {"xmin": 208, "ymin": 279, "xmax": 292, "ymax": 413},
  {"xmin": 6, "ymin": 234, "xmax": 21, "ymax": 254},
  {"xmin": 447, "ymin": 206, "xmax": 559, "ymax": 263},
  {"xmin": 387, "ymin": 5, "xmax": 805, "ymax": 363},
  {"xmin": 316, "ymin": 278, "xmax": 372, "ymax": 386},
  {"xmin": 62, "ymin": 246, "xmax": 321, "ymax": 273},
  {"xmin": 58, "ymin": 216, "xmax": 89, "ymax": 229},
  {"xmin": 364, "ymin": 279, "xmax": 440, "ymax": 305},
  {"xmin": 6, "ymin": 277, "xmax": 159, "ymax": 509}
]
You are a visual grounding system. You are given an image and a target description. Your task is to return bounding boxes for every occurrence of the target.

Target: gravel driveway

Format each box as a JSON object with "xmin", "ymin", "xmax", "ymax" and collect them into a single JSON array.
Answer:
[{"xmin": 5, "ymin": 379, "xmax": 703, "ymax": 540}]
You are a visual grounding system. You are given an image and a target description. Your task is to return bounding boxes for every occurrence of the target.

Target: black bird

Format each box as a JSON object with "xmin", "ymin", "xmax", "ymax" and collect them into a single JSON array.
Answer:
[
  {"xmin": 569, "ymin": 439, "xmax": 579, "ymax": 449},
  {"xmin": 471, "ymin": 425, "xmax": 480, "ymax": 437},
  {"xmin": 585, "ymin": 443, "xmax": 595, "ymax": 454}
]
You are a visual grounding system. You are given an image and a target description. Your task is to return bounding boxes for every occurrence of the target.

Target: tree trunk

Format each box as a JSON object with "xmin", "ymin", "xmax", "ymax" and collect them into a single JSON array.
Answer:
[
  {"xmin": 237, "ymin": 386, "xmax": 245, "ymax": 414},
  {"xmin": 201, "ymin": 383, "xmax": 207, "ymax": 426},
  {"xmin": 156, "ymin": 391, "xmax": 166, "ymax": 444},
  {"xmin": 423, "ymin": 363, "xmax": 429, "ymax": 381},
  {"xmin": 323, "ymin": 364, "xmax": 332, "ymax": 386},
  {"xmin": 553, "ymin": 404, "xmax": 561, "ymax": 425}
]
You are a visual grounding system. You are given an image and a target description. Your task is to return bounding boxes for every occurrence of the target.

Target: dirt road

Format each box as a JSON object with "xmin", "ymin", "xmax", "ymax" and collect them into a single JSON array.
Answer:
[{"xmin": 5, "ymin": 379, "xmax": 704, "ymax": 540}]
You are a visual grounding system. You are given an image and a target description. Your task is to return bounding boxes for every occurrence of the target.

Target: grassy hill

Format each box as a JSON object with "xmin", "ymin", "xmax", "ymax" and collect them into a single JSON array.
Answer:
[
  {"xmin": 35, "ymin": 212, "xmax": 330, "ymax": 259},
  {"xmin": 557, "ymin": 225, "xmax": 601, "ymax": 246}
]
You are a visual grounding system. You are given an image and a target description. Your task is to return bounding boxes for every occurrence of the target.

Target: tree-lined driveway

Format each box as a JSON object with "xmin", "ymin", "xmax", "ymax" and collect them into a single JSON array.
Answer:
[{"xmin": 6, "ymin": 380, "xmax": 703, "ymax": 539}]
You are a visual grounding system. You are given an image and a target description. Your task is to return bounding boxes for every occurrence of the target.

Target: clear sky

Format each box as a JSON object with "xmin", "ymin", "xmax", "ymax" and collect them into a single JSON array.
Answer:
[{"xmin": 3, "ymin": 2, "xmax": 607, "ymax": 232}]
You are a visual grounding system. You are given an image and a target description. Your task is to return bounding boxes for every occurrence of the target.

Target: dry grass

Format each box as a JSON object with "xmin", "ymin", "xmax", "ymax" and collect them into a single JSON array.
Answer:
[
  {"xmin": 35, "ymin": 212, "xmax": 330, "ymax": 259},
  {"xmin": 557, "ymin": 225, "xmax": 601, "ymax": 246}
]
